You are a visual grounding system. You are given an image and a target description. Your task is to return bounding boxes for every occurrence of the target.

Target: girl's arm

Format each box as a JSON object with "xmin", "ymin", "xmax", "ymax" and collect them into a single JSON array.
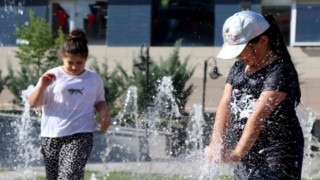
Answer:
[
  {"xmin": 226, "ymin": 91, "xmax": 287, "ymax": 162},
  {"xmin": 206, "ymin": 84, "xmax": 233, "ymax": 162},
  {"xmin": 28, "ymin": 73, "xmax": 55, "ymax": 107},
  {"xmin": 95, "ymin": 101, "xmax": 112, "ymax": 132}
]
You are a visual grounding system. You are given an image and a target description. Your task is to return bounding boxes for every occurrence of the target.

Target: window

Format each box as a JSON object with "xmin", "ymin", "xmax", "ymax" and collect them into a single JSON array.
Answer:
[
  {"xmin": 295, "ymin": 3, "xmax": 320, "ymax": 43},
  {"xmin": 151, "ymin": 0, "xmax": 214, "ymax": 46},
  {"xmin": 262, "ymin": 5, "xmax": 291, "ymax": 45},
  {"xmin": 50, "ymin": 0, "xmax": 107, "ymax": 45}
]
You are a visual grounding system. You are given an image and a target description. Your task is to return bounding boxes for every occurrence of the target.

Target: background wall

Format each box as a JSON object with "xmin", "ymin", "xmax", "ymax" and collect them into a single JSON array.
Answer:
[
  {"xmin": 0, "ymin": 0, "xmax": 48, "ymax": 46},
  {"xmin": 107, "ymin": 0, "xmax": 151, "ymax": 46},
  {"xmin": 0, "ymin": 46, "xmax": 319, "ymax": 120}
]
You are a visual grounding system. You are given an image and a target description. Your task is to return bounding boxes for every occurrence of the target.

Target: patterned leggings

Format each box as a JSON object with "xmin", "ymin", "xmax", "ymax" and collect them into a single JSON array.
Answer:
[{"xmin": 41, "ymin": 133, "xmax": 93, "ymax": 180}]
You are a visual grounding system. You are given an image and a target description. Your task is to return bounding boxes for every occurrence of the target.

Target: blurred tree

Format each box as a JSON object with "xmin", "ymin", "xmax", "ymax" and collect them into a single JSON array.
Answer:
[
  {"xmin": 0, "ymin": 70, "xmax": 5, "ymax": 94},
  {"xmin": 89, "ymin": 58, "xmax": 126, "ymax": 116},
  {"xmin": 117, "ymin": 40, "xmax": 195, "ymax": 115},
  {"xmin": 5, "ymin": 10, "xmax": 65, "ymax": 104}
]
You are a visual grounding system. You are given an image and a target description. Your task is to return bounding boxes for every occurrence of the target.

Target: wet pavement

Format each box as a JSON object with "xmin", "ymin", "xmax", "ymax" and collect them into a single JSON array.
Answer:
[{"xmin": 1, "ymin": 157, "xmax": 320, "ymax": 179}]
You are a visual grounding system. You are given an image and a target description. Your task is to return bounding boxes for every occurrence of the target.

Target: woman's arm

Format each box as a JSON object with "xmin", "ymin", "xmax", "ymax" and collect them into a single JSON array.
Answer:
[
  {"xmin": 227, "ymin": 91, "xmax": 287, "ymax": 162},
  {"xmin": 28, "ymin": 73, "xmax": 55, "ymax": 108},
  {"xmin": 95, "ymin": 101, "xmax": 112, "ymax": 132},
  {"xmin": 206, "ymin": 84, "xmax": 233, "ymax": 162}
]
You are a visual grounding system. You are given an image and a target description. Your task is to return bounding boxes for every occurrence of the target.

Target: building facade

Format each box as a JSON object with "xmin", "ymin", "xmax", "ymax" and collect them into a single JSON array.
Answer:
[
  {"xmin": 0, "ymin": 0, "xmax": 320, "ymax": 47},
  {"xmin": 1, "ymin": 0, "xmax": 320, "ymax": 120}
]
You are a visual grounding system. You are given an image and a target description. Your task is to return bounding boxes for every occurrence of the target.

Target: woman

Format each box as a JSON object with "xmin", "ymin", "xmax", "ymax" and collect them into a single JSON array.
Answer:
[
  {"xmin": 28, "ymin": 29, "xmax": 111, "ymax": 180},
  {"xmin": 205, "ymin": 11, "xmax": 304, "ymax": 179}
]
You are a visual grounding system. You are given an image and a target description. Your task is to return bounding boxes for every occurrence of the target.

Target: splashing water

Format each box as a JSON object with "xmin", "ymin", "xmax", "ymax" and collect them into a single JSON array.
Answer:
[
  {"xmin": 148, "ymin": 76, "xmax": 181, "ymax": 131},
  {"xmin": 186, "ymin": 104, "xmax": 205, "ymax": 152},
  {"xmin": 145, "ymin": 76, "xmax": 182, "ymax": 160},
  {"xmin": 95, "ymin": 84, "xmax": 319, "ymax": 179},
  {"xmin": 12, "ymin": 84, "xmax": 41, "ymax": 178},
  {"xmin": 99, "ymin": 86, "xmax": 147, "ymax": 178},
  {"xmin": 2, "ymin": 77, "xmax": 320, "ymax": 179},
  {"xmin": 4, "ymin": 0, "xmax": 25, "ymax": 14},
  {"xmin": 100, "ymin": 77, "xmax": 192, "ymax": 178},
  {"xmin": 90, "ymin": 172, "xmax": 97, "ymax": 180},
  {"xmin": 114, "ymin": 85, "xmax": 139, "ymax": 127},
  {"xmin": 296, "ymin": 104, "xmax": 320, "ymax": 178},
  {"xmin": 102, "ymin": 86, "xmax": 141, "ymax": 165},
  {"xmin": 296, "ymin": 105, "xmax": 317, "ymax": 147}
]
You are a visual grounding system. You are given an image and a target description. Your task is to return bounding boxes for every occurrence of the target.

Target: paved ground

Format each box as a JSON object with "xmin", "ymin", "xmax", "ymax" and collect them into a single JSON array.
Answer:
[{"xmin": 1, "ymin": 157, "xmax": 319, "ymax": 179}]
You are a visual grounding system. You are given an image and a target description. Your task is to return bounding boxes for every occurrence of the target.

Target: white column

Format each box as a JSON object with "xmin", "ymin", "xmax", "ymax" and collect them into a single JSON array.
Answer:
[
  {"xmin": 290, "ymin": 0, "xmax": 297, "ymax": 47},
  {"xmin": 69, "ymin": 2, "xmax": 76, "ymax": 31}
]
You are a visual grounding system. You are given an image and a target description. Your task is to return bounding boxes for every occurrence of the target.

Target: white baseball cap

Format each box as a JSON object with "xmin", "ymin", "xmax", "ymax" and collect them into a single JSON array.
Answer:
[{"xmin": 217, "ymin": 11, "xmax": 270, "ymax": 60}]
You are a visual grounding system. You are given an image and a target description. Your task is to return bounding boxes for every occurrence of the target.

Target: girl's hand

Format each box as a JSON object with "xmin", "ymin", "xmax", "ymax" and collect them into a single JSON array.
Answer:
[
  {"xmin": 39, "ymin": 73, "xmax": 56, "ymax": 87},
  {"xmin": 28, "ymin": 72, "xmax": 55, "ymax": 107},
  {"xmin": 204, "ymin": 145, "xmax": 215, "ymax": 163},
  {"xmin": 204, "ymin": 144, "xmax": 222, "ymax": 163},
  {"xmin": 205, "ymin": 143, "xmax": 242, "ymax": 164},
  {"xmin": 95, "ymin": 101, "xmax": 112, "ymax": 133},
  {"xmin": 221, "ymin": 150, "xmax": 242, "ymax": 163},
  {"xmin": 100, "ymin": 116, "xmax": 111, "ymax": 133}
]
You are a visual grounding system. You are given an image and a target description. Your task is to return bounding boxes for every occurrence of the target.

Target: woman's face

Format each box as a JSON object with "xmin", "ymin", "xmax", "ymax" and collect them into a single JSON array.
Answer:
[{"xmin": 61, "ymin": 53, "xmax": 86, "ymax": 76}]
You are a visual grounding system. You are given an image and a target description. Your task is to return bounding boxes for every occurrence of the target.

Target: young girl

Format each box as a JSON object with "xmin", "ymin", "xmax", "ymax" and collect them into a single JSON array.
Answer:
[
  {"xmin": 28, "ymin": 29, "xmax": 111, "ymax": 180},
  {"xmin": 205, "ymin": 11, "xmax": 304, "ymax": 179}
]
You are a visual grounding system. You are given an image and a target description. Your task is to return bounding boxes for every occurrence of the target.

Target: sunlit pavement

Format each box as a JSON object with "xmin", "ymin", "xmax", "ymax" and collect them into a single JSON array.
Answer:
[{"xmin": 1, "ymin": 157, "xmax": 320, "ymax": 179}]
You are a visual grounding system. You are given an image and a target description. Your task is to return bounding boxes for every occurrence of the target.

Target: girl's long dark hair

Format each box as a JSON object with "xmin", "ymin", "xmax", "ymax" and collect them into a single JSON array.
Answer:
[
  {"xmin": 61, "ymin": 29, "xmax": 89, "ymax": 58},
  {"xmin": 249, "ymin": 14, "xmax": 301, "ymax": 106}
]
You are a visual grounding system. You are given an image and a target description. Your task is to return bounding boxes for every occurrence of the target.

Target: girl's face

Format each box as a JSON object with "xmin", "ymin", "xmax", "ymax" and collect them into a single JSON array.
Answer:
[
  {"xmin": 237, "ymin": 36, "xmax": 269, "ymax": 67},
  {"xmin": 61, "ymin": 53, "xmax": 86, "ymax": 76},
  {"xmin": 237, "ymin": 43, "xmax": 260, "ymax": 66}
]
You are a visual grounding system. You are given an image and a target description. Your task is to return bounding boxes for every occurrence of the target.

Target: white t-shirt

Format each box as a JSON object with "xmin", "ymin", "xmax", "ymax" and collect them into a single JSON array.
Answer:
[{"xmin": 39, "ymin": 67, "xmax": 105, "ymax": 137}]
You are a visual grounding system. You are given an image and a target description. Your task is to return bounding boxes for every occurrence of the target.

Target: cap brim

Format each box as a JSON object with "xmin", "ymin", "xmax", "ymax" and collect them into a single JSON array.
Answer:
[{"xmin": 217, "ymin": 43, "xmax": 247, "ymax": 60}]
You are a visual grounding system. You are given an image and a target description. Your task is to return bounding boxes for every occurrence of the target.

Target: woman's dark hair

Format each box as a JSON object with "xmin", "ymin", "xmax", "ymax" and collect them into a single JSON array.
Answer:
[
  {"xmin": 249, "ymin": 14, "xmax": 301, "ymax": 106},
  {"xmin": 61, "ymin": 29, "xmax": 88, "ymax": 58}
]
